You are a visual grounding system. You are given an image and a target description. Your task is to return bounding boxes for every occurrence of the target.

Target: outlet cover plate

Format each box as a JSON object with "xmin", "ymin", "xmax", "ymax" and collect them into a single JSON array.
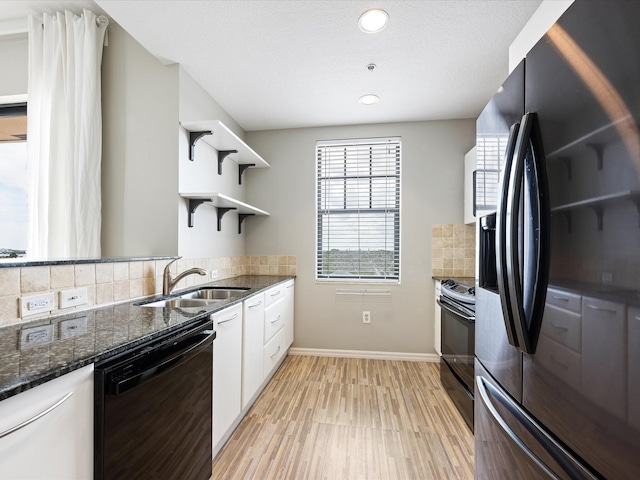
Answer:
[
  {"xmin": 59, "ymin": 287, "xmax": 88, "ymax": 309},
  {"xmin": 20, "ymin": 324, "xmax": 53, "ymax": 348},
  {"xmin": 20, "ymin": 293, "xmax": 55, "ymax": 317}
]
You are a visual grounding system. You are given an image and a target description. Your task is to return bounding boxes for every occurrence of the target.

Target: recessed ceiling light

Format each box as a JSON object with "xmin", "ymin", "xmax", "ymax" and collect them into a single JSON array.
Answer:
[
  {"xmin": 358, "ymin": 9, "xmax": 389, "ymax": 33},
  {"xmin": 359, "ymin": 94, "xmax": 380, "ymax": 105}
]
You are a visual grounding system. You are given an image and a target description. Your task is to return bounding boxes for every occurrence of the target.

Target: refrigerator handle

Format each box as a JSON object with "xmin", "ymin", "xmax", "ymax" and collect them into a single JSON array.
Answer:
[
  {"xmin": 496, "ymin": 122, "xmax": 521, "ymax": 347},
  {"xmin": 506, "ymin": 112, "xmax": 550, "ymax": 354},
  {"xmin": 476, "ymin": 375, "xmax": 596, "ymax": 480}
]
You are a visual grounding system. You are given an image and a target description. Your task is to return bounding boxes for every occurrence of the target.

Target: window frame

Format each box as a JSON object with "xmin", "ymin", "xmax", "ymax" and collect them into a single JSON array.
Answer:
[{"xmin": 315, "ymin": 136, "xmax": 401, "ymax": 284}]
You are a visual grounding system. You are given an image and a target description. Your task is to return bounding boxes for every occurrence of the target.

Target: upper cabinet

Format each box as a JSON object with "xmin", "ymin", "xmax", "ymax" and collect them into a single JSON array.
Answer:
[{"xmin": 464, "ymin": 147, "xmax": 476, "ymax": 225}]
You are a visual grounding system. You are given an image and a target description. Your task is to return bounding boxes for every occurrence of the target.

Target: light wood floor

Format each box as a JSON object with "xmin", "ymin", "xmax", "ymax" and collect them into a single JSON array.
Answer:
[{"xmin": 212, "ymin": 355, "xmax": 475, "ymax": 480}]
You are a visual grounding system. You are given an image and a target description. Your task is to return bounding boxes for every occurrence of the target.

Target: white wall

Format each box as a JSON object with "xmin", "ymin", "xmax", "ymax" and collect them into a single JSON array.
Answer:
[
  {"xmin": 101, "ymin": 23, "xmax": 180, "ymax": 257},
  {"xmin": 0, "ymin": 33, "xmax": 27, "ymax": 97},
  {"xmin": 245, "ymin": 120, "xmax": 475, "ymax": 354},
  {"xmin": 509, "ymin": 0, "xmax": 574, "ymax": 71}
]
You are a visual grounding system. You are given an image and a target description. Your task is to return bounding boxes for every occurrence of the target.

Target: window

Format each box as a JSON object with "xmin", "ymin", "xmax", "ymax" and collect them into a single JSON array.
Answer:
[
  {"xmin": 316, "ymin": 137, "xmax": 400, "ymax": 281},
  {"xmin": 0, "ymin": 102, "xmax": 28, "ymax": 259}
]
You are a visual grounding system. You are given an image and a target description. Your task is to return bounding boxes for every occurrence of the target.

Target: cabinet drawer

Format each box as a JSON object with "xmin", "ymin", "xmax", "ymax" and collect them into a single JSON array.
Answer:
[
  {"xmin": 541, "ymin": 303, "xmax": 581, "ymax": 353},
  {"xmin": 546, "ymin": 288, "xmax": 581, "ymax": 314},
  {"xmin": 263, "ymin": 328, "xmax": 287, "ymax": 377},
  {"xmin": 264, "ymin": 300, "xmax": 285, "ymax": 344},
  {"xmin": 534, "ymin": 335, "xmax": 581, "ymax": 393},
  {"xmin": 264, "ymin": 284, "xmax": 285, "ymax": 308}
]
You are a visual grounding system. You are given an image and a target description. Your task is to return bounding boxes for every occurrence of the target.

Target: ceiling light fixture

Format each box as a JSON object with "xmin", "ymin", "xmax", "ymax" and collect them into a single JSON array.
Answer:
[
  {"xmin": 359, "ymin": 94, "xmax": 380, "ymax": 105},
  {"xmin": 358, "ymin": 9, "xmax": 389, "ymax": 33}
]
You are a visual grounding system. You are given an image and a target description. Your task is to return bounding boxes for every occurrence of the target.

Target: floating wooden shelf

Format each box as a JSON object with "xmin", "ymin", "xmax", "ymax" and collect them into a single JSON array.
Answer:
[
  {"xmin": 551, "ymin": 190, "xmax": 640, "ymax": 231},
  {"xmin": 180, "ymin": 193, "xmax": 269, "ymax": 233},
  {"xmin": 180, "ymin": 120, "xmax": 269, "ymax": 183}
]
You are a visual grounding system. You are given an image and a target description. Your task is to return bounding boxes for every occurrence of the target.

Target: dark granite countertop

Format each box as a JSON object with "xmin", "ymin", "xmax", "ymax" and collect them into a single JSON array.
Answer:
[
  {"xmin": 432, "ymin": 276, "xmax": 475, "ymax": 286},
  {"xmin": 0, "ymin": 275, "xmax": 293, "ymax": 401}
]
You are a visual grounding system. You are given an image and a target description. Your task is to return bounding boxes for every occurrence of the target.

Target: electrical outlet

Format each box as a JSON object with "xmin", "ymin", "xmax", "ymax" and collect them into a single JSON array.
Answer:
[
  {"xmin": 20, "ymin": 293, "xmax": 55, "ymax": 317},
  {"xmin": 362, "ymin": 311, "xmax": 371, "ymax": 324},
  {"xmin": 210, "ymin": 269, "xmax": 219, "ymax": 279},
  {"xmin": 20, "ymin": 324, "xmax": 53, "ymax": 348},
  {"xmin": 59, "ymin": 287, "xmax": 88, "ymax": 309}
]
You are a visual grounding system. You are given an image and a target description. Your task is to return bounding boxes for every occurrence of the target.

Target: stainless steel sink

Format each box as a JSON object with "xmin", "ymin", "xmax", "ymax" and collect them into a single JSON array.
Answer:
[
  {"xmin": 138, "ymin": 287, "xmax": 250, "ymax": 308},
  {"xmin": 139, "ymin": 298, "xmax": 222, "ymax": 308},
  {"xmin": 183, "ymin": 287, "xmax": 250, "ymax": 300}
]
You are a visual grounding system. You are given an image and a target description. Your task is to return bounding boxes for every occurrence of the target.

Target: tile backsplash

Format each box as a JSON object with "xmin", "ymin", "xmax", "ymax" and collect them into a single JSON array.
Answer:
[
  {"xmin": 0, "ymin": 255, "xmax": 296, "ymax": 328},
  {"xmin": 431, "ymin": 224, "xmax": 475, "ymax": 278}
]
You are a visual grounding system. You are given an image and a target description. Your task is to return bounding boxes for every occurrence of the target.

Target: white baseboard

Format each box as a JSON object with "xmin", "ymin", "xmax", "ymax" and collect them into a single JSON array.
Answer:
[{"xmin": 288, "ymin": 347, "xmax": 439, "ymax": 363}]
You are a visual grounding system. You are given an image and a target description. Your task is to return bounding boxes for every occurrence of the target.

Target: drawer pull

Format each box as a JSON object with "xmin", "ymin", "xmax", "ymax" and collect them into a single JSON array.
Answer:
[
  {"xmin": 550, "ymin": 356, "xmax": 569, "ymax": 369},
  {"xmin": 218, "ymin": 312, "xmax": 239, "ymax": 324},
  {"xmin": 551, "ymin": 296, "xmax": 570, "ymax": 302},
  {"xmin": 586, "ymin": 304, "xmax": 617, "ymax": 314},
  {"xmin": 271, "ymin": 291, "xmax": 281, "ymax": 297},
  {"xmin": 270, "ymin": 315, "xmax": 281, "ymax": 324},
  {"xmin": 550, "ymin": 322, "xmax": 568, "ymax": 332},
  {"xmin": 248, "ymin": 300, "xmax": 263, "ymax": 308},
  {"xmin": 286, "ymin": 285, "xmax": 294, "ymax": 289},
  {"xmin": 0, "ymin": 392, "xmax": 73, "ymax": 439},
  {"xmin": 270, "ymin": 345, "xmax": 281, "ymax": 358}
]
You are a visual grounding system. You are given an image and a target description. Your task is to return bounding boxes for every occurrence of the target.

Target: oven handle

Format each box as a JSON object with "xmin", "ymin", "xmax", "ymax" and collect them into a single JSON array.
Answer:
[
  {"xmin": 107, "ymin": 329, "xmax": 215, "ymax": 396},
  {"xmin": 437, "ymin": 299, "xmax": 475, "ymax": 323}
]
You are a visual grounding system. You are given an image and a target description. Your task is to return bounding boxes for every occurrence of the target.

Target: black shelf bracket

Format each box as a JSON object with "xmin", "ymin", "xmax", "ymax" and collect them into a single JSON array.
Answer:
[
  {"xmin": 218, "ymin": 150, "xmax": 238, "ymax": 175},
  {"xmin": 238, "ymin": 214, "xmax": 255, "ymax": 234},
  {"xmin": 588, "ymin": 205, "xmax": 604, "ymax": 231},
  {"xmin": 216, "ymin": 207, "xmax": 237, "ymax": 231},
  {"xmin": 586, "ymin": 143, "xmax": 604, "ymax": 170},
  {"xmin": 238, "ymin": 163, "xmax": 256, "ymax": 185},
  {"xmin": 188, "ymin": 131, "xmax": 213, "ymax": 161},
  {"xmin": 558, "ymin": 157, "xmax": 572, "ymax": 180},
  {"xmin": 187, "ymin": 199, "xmax": 211, "ymax": 228}
]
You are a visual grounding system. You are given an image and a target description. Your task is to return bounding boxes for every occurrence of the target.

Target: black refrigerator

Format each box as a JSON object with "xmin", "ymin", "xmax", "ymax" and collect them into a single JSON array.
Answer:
[{"xmin": 474, "ymin": 1, "xmax": 640, "ymax": 478}]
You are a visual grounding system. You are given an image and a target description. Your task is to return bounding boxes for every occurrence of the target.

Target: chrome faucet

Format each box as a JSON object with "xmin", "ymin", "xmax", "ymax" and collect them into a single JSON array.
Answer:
[{"xmin": 162, "ymin": 257, "xmax": 207, "ymax": 296}]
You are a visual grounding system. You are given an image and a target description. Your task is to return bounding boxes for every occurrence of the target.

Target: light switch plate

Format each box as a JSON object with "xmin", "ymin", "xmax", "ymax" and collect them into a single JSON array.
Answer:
[
  {"xmin": 60, "ymin": 316, "xmax": 88, "ymax": 339},
  {"xmin": 20, "ymin": 293, "xmax": 55, "ymax": 317},
  {"xmin": 59, "ymin": 287, "xmax": 88, "ymax": 309}
]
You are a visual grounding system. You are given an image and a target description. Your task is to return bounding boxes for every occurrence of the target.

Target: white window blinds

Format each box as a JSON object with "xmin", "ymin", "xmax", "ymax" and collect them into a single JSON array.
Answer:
[{"xmin": 316, "ymin": 137, "xmax": 401, "ymax": 281}]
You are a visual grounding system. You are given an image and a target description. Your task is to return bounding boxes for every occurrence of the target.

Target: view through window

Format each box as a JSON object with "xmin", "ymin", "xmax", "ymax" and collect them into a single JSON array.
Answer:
[
  {"xmin": 0, "ymin": 103, "xmax": 28, "ymax": 258},
  {"xmin": 316, "ymin": 137, "xmax": 400, "ymax": 281}
]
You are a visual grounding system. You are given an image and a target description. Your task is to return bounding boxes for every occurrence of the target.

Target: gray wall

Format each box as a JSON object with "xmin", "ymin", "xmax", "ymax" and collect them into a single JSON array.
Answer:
[
  {"xmin": 246, "ymin": 120, "xmax": 475, "ymax": 354},
  {"xmin": 101, "ymin": 23, "xmax": 180, "ymax": 257},
  {"xmin": 0, "ymin": 33, "xmax": 27, "ymax": 97}
]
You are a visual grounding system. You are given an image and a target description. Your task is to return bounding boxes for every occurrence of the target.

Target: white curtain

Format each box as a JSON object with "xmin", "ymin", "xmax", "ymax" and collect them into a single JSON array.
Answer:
[{"xmin": 27, "ymin": 10, "xmax": 108, "ymax": 259}]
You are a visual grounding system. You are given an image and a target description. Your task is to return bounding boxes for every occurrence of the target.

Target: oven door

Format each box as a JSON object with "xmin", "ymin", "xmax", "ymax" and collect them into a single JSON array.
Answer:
[{"xmin": 438, "ymin": 297, "xmax": 475, "ymax": 390}]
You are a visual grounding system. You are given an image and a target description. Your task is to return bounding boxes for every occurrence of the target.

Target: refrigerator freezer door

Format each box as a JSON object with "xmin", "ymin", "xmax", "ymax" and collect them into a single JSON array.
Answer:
[
  {"xmin": 523, "ymin": 1, "xmax": 640, "ymax": 478},
  {"xmin": 475, "ymin": 360, "xmax": 597, "ymax": 480}
]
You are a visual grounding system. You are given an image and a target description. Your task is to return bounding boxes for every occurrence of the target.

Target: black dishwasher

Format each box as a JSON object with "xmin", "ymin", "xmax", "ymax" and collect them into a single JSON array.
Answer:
[{"xmin": 94, "ymin": 317, "xmax": 215, "ymax": 480}]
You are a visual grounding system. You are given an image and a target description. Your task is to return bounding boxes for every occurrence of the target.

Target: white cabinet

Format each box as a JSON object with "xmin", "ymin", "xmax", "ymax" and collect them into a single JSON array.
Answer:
[
  {"xmin": 582, "ymin": 296, "xmax": 626, "ymax": 420},
  {"xmin": 263, "ymin": 327, "xmax": 288, "ymax": 377},
  {"xmin": 434, "ymin": 280, "xmax": 442, "ymax": 355},
  {"xmin": 212, "ymin": 303, "xmax": 243, "ymax": 453},
  {"xmin": 242, "ymin": 293, "xmax": 265, "ymax": 409},
  {"xmin": 464, "ymin": 147, "xmax": 476, "ymax": 225},
  {"xmin": 0, "ymin": 364, "xmax": 94, "ymax": 480},
  {"xmin": 283, "ymin": 280, "xmax": 295, "ymax": 347}
]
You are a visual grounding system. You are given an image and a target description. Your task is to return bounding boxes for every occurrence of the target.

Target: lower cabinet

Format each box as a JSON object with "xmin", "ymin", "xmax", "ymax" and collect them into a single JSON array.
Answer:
[
  {"xmin": 242, "ymin": 293, "xmax": 265, "ymax": 409},
  {"xmin": 0, "ymin": 364, "xmax": 94, "ymax": 480},
  {"xmin": 212, "ymin": 303, "xmax": 243, "ymax": 454},
  {"xmin": 215, "ymin": 279, "xmax": 295, "ymax": 458}
]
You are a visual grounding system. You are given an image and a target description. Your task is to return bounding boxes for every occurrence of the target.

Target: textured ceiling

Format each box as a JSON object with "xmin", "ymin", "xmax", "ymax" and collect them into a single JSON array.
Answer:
[{"xmin": 4, "ymin": 1, "xmax": 543, "ymax": 131}]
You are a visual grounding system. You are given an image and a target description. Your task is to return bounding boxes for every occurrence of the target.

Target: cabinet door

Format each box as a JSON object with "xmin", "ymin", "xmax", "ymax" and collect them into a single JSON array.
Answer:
[
  {"xmin": 463, "ymin": 147, "xmax": 476, "ymax": 225},
  {"xmin": 0, "ymin": 364, "xmax": 94, "ymax": 480},
  {"xmin": 434, "ymin": 280, "xmax": 441, "ymax": 355},
  {"xmin": 283, "ymin": 280, "xmax": 295, "ymax": 347},
  {"xmin": 213, "ymin": 303, "xmax": 243, "ymax": 451},
  {"xmin": 242, "ymin": 293, "xmax": 265, "ymax": 409},
  {"xmin": 264, "ymin": 298, "xmax": 285, "ymax": 344},
  {"xmin": 263, "ymin": 328, "xmax": 288, "ymax": 378}
]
